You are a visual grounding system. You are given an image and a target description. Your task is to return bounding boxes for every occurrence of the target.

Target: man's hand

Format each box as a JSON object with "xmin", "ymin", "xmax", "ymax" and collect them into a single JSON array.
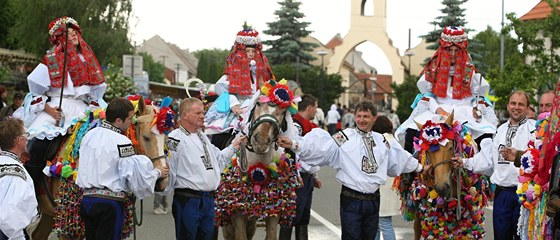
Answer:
[
  {"xmin": 231, "ymin": 105, "xmax": 243, "ymax": 116},
  {"xmin": 436, "ymin": 107, "xmax": 449, "ymax": 118},
  {"xmin": 452, "ymin": 156, "xmax": 464, "ymax": 168},
  {"xmin": 420, "ymin": 164, "xmax": 431, "ymax": 174},
  {"xmin": 313, "ymin": 177, "xmax": 322, "ymax": 189},
  {"xmin": 232, "ymin": 135, "xmax": 248, "ymax": 150},
  {"xmin": 277, "ymin": 136, "xmax": 293, "ymax": 149},
  {"xmin": 45, "ymin": 104, "xmax": 62, "ymax": 122},
  {"xmin": 500, "ymin": 147, "xmax": 517, "ymax": 162},
  {"xmin": 156, "ymin": 165, "xmax": 169, "ymax": 178}
]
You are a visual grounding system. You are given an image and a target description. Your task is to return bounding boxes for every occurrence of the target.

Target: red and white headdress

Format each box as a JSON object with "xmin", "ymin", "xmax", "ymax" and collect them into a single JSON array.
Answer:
[{"xmin": 421, "ymin": 26, "xmax": 473, "ymax": 100}]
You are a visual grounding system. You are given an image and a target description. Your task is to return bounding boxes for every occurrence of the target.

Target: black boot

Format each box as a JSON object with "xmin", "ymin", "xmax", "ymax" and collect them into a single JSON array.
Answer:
[
  {"xmin": 279, "ymin": 226, "xmax": 292, "ymax": 240},
  {"xmin": 295, "ymin": 225, "xmax": 308, "ymax": 240}
]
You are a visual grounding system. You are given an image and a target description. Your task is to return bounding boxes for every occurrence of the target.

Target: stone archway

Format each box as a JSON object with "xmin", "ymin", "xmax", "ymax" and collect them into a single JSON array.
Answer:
[{"xmin": 326, "ymin": 0, "xmax": 404, "ymax": 108}]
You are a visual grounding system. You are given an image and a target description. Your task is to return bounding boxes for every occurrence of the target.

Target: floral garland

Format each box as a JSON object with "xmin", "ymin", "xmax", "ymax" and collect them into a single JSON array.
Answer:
[
  {"xmin": 517, "ymin": 113, "xmax": 554, "ymax": 240},
  {"xmin": 395, "ymin": 121, "xmax": 490, "ymax": 239},
  {"xmin": 215, "ymin": 152, "xmax": 300, "ymax": 226},
  {"xmin": 260, "ymin": 79, "xmax": 298, "ymax": 114}
]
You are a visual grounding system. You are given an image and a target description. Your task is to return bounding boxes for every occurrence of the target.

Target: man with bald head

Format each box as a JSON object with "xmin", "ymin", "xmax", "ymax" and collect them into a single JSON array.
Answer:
[{"xmin": 539, "ymin": 90, "xmax": 555, "ymax": 114}]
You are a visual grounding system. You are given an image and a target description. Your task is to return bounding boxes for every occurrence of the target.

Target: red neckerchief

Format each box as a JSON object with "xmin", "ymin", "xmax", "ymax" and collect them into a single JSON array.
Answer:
[
  {"xmin": 43, "ymin": 31, "xmax": 105, "ymax": 88},
  {"xmin": 293, "ymin": 113, "xmax": 318, "ymax": 136},
  {"xmin": 224, "ymin": 44, "xmax": 273, "ymax": 96},
  {"xmin": 421, "ymin": 40, "xmax": 474, "ymax": 100}
]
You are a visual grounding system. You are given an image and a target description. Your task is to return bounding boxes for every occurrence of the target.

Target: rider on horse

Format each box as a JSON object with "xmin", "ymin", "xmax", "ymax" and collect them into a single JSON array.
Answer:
[{"xmin": 395, "ymin": 26, "xmax": 498, "ymax": 153}]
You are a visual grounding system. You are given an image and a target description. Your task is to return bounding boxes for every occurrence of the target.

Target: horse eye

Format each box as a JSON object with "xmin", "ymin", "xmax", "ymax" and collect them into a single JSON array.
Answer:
[{"xmin": 142, "ymin": 136, "xmax": 151, "ymax": 142}]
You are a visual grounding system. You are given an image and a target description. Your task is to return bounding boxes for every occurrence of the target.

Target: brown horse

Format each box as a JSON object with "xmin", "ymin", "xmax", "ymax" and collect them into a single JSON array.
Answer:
[
  {"xmin": 31, "ymin": 96, "xmax": 169, "ymax": 240},
  {"xmin": 215, "ymin": 82, "xmax": 300, "ymax": 240},
  {"xmin": 395, "ymin": 112, "xmax": 490, "ymax": 239}
]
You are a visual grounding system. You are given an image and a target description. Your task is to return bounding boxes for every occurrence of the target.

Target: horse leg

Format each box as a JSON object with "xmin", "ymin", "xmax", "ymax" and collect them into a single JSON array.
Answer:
[
  {"xmin": 222, "ymin": 224, "xmax": 235, "ymax": 240},
  {"xmin": 246, "ymin": 218, "xmax": 256, "ymax": 240},
  {"xmin": 31, "ymin": 180, "xmax": 58, "ymax": 240},
  {"xmin": 414, "ymin": 213, "xmax": 421, "ymax": 240},
  {"xmin": 264, "ymin": 217, "xmax": 279, "ymax": 240},
  {"xmin": 232, "ymin": 214, "xmax": 248, "ymax": 240}
]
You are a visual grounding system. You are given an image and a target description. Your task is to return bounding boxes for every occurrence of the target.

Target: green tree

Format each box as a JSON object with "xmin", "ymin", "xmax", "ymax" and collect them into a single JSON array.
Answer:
[
  {"xmin": 391, "ymin": 75, "xmax": 419, "ymax": 122},
  {"xmin": 139, "ymin": 52, "xmax": 165, "ymax": 83},
  {"xmin": 263, "ymin": 0, "xmax": 318, "ymax": 66},
  {"xmin": 472, "ymin": 26, "xmax": 522, "ymax": 75},
  {"xmin": 422, "ymin": 0, "xmax": 469, "ymax": 51},
  {"xmin": 0, "ymin": 0, "xmax": 16, "ymax": 49},
  {"xmin": 193, "ymin": 48, "xmax": 229, "ymax": 83},
  {"xmin": 9, "ymin": 0, "xmax": 133, "ymax": 65},
  {"xmin": 503, "ymin": 0, "xmax": 560, "ymax": 96},
  {"xmin": 103, "ymin": 64, "xmax": 136, "ymax": 101},
  {"xmin": 272, "ymin": 63, "xmax": 345, "ymax": 110}
]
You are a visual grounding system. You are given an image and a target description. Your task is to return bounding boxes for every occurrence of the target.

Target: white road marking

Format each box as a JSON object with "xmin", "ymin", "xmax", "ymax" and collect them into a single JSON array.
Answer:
[{"xmin": 311, "ymin": 209, "xmax": 342, "ymax": 238}]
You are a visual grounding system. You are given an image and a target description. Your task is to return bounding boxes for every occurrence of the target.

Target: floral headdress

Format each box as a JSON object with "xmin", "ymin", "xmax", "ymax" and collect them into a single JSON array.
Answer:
[
  {"xmin": 259, "ymin": 79, "xmax": 298, "ymax": 114},
  {"xmin": 48, "ymin": 16, "xmax": 81, "ymax": 44},
  {"xmin": 414, "ymin": 120, "xmax": 456, "ymax": 152}
]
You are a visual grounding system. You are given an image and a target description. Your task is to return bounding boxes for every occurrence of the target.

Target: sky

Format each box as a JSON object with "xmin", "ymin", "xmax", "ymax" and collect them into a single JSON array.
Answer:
[{"xmin": 130, "ymin": 0, "xmax": 541, "ymax": 74}]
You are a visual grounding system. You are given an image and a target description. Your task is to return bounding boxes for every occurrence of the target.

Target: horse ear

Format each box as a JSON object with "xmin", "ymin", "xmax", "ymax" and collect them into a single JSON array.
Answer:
[
  {"xmin": 139, "ymin": 95, "xmax": 147, "ymax": 115},
  {"xmin": 445, "ymin": 110, "xmax": 455, "ymax": 126},
  {"xmin": 414, "ymin": 120, "xmax": 423, "ymax": 130}
]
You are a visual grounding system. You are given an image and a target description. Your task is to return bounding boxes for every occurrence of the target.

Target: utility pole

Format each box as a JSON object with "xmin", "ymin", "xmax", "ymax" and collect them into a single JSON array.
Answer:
[
  {"xmin": 500, "ymin": 0, "xmax": 505, "ymax": 70},
  {"xmin": 176, "ymin": 63, "xmax": 181, "ymax": 84}
]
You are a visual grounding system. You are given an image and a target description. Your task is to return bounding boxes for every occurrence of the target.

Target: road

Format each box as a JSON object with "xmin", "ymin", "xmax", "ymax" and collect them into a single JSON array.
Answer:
[{"xmin": 131, "ymin": 167, "xmax": 495, "ymax": 240}]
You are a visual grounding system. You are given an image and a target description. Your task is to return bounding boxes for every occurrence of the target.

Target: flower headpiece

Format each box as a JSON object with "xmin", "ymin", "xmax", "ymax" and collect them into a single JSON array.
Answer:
[
  {"xmin": 235, "ymin": 28, "xmax": 261, "ymax": 48},
  {"xmin": 415, "ymin": 120, "xmax": 455, "ymax": 152},
  {"xmin": 440, "ymin": 26, "xmax": 468, "ymax": 45},
  {"xmin": 260, "ymin": 79, "xmax": 298, "ymax": 114},
  {"xmin": 153, "ymin": 97, "xmax": 175, "ymax": 135},
  {"xmin": 49, "ymin": 16, "xmax": 81, "ymax": 36}
]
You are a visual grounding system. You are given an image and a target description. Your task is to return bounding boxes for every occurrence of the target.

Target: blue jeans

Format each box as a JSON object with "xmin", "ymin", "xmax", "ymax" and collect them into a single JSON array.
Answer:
[
  {"xmin": 172, "ymin": 191, "xmax": 215, "ymax": 240},
  {"xmin": 375, "ymin": 216, "xmax": 396, "ymax": 240}
]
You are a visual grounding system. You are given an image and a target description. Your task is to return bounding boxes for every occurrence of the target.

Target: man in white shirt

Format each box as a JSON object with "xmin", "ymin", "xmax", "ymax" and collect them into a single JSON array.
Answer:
[
  {"xmin": 0, "ymin": 118, "xmax": 38, "ymax": 240},
  {"xmin": 278, "ymin": 100, "xmax": 428, "ymax": 240},
  {"xmin": 454, "ymin": 90, "xmax": 534, "ymax": 240},
  {"xmin": 76, "ymin": 98, "xmax": 169, "ymax": 239}
]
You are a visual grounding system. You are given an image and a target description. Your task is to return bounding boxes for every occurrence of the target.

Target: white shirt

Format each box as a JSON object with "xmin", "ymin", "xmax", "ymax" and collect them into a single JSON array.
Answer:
[
  {"xmin": 464, "ymin": 118, "xmax": 536, "ymax": 187},
  {"xmin": 0, "ymin": 151, "xmax": 38, "ymax": 240},
  {"xmin": 76, "ymin": 121, "xmax": 160, "ymax": 199},
  {"xmin": 165, "ymin": 126, "xmax": 235, "ymax": 192},
  {"xmin": 293, "ymin": 128, "xmax": 420, "ymax": 194}
]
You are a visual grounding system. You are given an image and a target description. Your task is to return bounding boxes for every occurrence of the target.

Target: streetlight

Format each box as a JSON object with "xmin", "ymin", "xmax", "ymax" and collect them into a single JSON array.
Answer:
[
  {"xmin": 317, "ymin": 50, "xmax": 328, "ymax": 71},
  {"xmin": 404, "ymin": 50, "xmax": 414, "ymax": 74}
]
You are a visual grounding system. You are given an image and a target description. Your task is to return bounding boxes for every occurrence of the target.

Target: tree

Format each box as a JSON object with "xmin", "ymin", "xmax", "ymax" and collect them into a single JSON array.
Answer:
[
  {"xmin": 391, "ymin": 75, "xmax": 419, "ymax": 123},
  {"xmin": 422, "ymin": 0, "xmax": 469, "ymax": 51},
  {"xmin": 0, "ymin": 0, "xmax": 16, "ymax": 49},
  {"xmin": 193, "ymin": 48, "xmax": 229, "ymax": 83},
  {"xmin": 263, "ymin": 0, "xmax": 318, "ymax": 66},
  {"xmin": 8, "ymin": 0, "xmax": 133, "ymax": 65},
  {"xmin": 103, "ymin": 64, "xmax": 136, "ymax": 101},
  {"xmin": 272, "ymin": 63, "xmax": 345, "ymax": 110},
  {"xmin": 503, "ymin": 0, "xmax": 560, "ymax": 96},
  {"xmin": 139, "ymin": 52, "xmax": 165, "ymax": 83}
]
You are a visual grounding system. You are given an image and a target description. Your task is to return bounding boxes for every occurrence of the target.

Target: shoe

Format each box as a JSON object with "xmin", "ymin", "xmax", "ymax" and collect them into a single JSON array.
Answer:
[
  {"xmin": 163, "ymin": 207, "xmax": 170, "ymax": 214},
  {"xmin": 154, "ymin": 206, "xmax": 166, "ymax": 215}
]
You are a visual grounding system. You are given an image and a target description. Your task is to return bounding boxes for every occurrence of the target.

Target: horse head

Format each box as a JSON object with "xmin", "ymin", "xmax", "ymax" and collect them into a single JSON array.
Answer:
[
  {"xmin": 245, "ymin": 80, "xmax": 296, "ymax": 163},
  {"xmin": 415, "ymin": 111, "xmax": 457, "ymax": 198},
  {"xmin": 127, "ymin": 95, "xmax": 175, "ymax": 191}
]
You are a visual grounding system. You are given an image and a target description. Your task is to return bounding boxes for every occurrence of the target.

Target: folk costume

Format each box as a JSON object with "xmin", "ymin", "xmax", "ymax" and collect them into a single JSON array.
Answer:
[
  {"xmin": 164, "ymin": 126, "xmax": 236, "ymax": 240},
  {"xmin": 289, "ymin": 128, "xmax": 422, "ymax": 239},
  {"xmin": 396, "ymin": 26, "xmax": 498, "ymax": 142},
  {"xmin": 462, "ymin": 117, "xmax": 536, "ymax": 239},
  {"xmin": 76, "ymin": 121, "xmax": 162, "ymax": 240},
  {"xmin": 14, "ymin": 17, "xmax": 107, "ymax": 197},
  {"xmin": 0, "ymin": 151, "xmax": 38, "ymax": 240},
  {"xmin": 205, "ymin": 27, "xmax": 274, "ymax": 135}
]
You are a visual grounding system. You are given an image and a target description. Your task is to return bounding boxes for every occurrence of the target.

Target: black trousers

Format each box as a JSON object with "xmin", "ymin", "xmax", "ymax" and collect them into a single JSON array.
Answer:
[{"xmin": 80, "ymin": 196, "xmax": 125, "ymax": 240}]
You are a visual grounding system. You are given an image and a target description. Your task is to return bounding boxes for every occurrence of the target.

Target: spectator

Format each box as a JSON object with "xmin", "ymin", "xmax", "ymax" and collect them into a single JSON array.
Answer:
[
  {"xmin": 326, "ymin": 104, "xmax": 341, "ymax": 135},
  {"xmin": 342, "ymin": 109, "xmax": 355, "ymax": 129},
  {"xmin": 0, "ymin": 92, "xmax": 24, "ymax": 119},
  {"xmin": 312, "ymin": 107, "xmax": 325, "ymax": 129},
  {"xmin": 387, "ymin": 109, "xmax": 400, "ymax": 133},
  {"xmin": 0, "ymin": 85, "xmax": 7, "ymax": 110}
]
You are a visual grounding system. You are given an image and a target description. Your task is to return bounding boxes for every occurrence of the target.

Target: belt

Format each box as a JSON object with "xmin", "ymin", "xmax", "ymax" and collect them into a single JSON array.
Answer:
[
  {"xmin": 495, "ymin": 185, "xmax": 516, "ymax": 191},
  {"xmin": 175, "ymin": 188, "xmax": 215, "ymax": 199},
  {"xmin": 300, "ymin": 172, "xmax": 312, "ymax": 179},
  {"xmin": 83, "ymin": 188, "xmax": 127, "ymax": 202},
  {"xmin": 341, "ymin": 185, "xmax": 379, "ymax": 201}
]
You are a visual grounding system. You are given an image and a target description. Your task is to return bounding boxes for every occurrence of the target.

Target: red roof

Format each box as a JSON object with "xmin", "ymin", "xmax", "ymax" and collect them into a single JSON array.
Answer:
[{"xmin": 520, "ymin": 1, "xmax": 556, "ymax": 21}]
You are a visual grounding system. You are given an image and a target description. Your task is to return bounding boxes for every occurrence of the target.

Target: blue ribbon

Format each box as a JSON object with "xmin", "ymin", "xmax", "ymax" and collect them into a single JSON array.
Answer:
[{"xmin": 410, "ymin": 93, "xmax": 435, "ymax": 109}]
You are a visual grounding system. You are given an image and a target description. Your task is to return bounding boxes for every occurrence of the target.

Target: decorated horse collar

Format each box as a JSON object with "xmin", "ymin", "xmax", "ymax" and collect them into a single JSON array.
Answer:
[
  {"xmin": 0, "ymin": 151, "xmax": 21, "ymax": 164},
  {"xmin": 101, "ymin": 120, "xmax": 122, "ymax": 134},
  {"xmin": 415, "ymin": 120, "xmax": 457, "ymax": 152}
]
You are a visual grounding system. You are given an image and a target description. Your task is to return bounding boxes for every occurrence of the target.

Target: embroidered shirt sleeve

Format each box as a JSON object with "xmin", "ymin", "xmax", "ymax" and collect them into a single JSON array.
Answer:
[
  {"xmin": 0, "ymin": 164, "xmax": 26, "ymax": 180},
  {"xmin": 332, "ymin": 131, "xmax": 349, "ymax": 147},
  {"xmin": 166, "ymin": 137, "xmax": 180, "ymax": 152},
  {"xmin": 117, "ymin": 144, "xmax": 135, "ymax": 158}
]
